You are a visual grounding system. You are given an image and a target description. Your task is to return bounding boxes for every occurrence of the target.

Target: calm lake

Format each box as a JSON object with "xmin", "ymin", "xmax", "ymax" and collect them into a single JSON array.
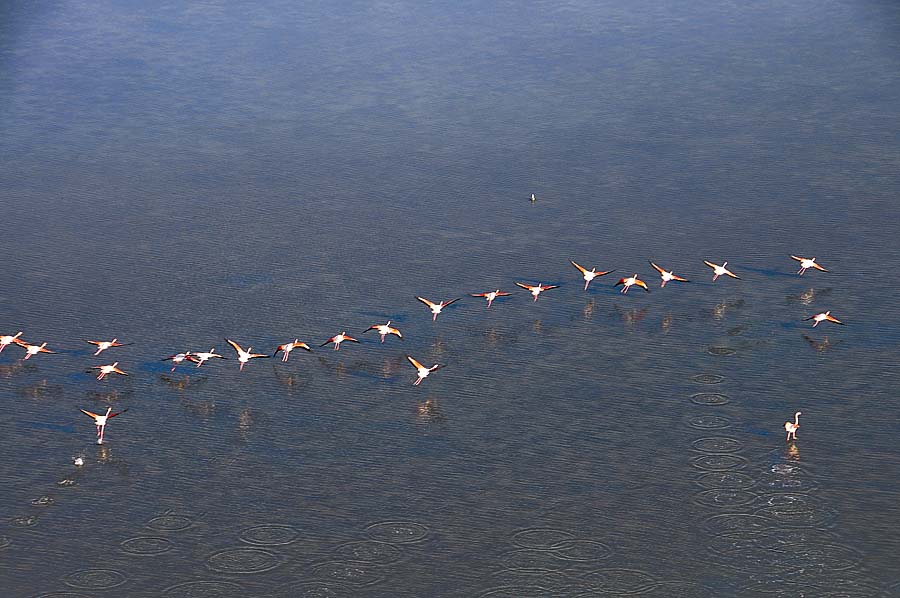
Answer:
[{"xmin": 2, "ymin": 0, "xmax": 899, "ymax": 596}]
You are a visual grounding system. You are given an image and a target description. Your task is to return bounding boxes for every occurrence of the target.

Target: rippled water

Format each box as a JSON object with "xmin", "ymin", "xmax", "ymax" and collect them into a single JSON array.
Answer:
[{"xmin": 2, "ymin": 0, "xmax": 900, "ymax": 596}]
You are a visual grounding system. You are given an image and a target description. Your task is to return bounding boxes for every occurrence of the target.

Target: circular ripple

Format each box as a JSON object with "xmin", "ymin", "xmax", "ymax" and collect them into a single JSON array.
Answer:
[
  {"xmin": 32, "ymin": 496, "xmax": 55, "ymax": 506},
  {"xmin": 501, "ymin": 549, "xmax": 569, "ymax": 571},
  {"xmin": 686, "ymin": 414, "xmax": 732, "ymax": 429},
  {"xmin": 707, "ymin": 346, "xmax": 736, "ymax": 356},
  {"xmin": 581, "ymin": 569, "xmax": 657, "ymax": 594},
  {"xmin": 332, "ymin": 541, "xmax": 402, "ymax": 565},
  {"xmin": 162, "ymin": 580, "xmax": 244, "ymax": 597},
  {"xmin": 121, "ymin": 536, "xmax": 173, "ymax": 556},
  {"xmin": 713, "ymin": 547, "xmax": 806, "ymax": 574},
  {"xmin": 238, "ymin": 524, "xmax": 299, "ymax": 546},
  {"xmin": 551, "ymin": 539, "xmax": 613, "ymax": 561},
  {"xmin": 703, "ymin": 514, "xmax": 775, "ymax": 536},
  {"xmin": 206, "ymin": 548, "xmax": 283, "ymax": 574},
  {"xmin": 364, "ymin": 520, "xmax": 429, "ymax": 544},
  {"xmin": 478, "ymin": 587, "xmax": 548, "ymax": 598},
  {"xmin": 696, "ymin": 472, "xmax": 756, "ymax": 490},
  {"xmin": 691, "ymin": 393, "xmax": 730, "ymax": 406},
  {"xmin": 147, "ymin": 514, "xmax": 193, "ymax": 532},
  {"xmin": 638, "ymin": 582, "xmax": 716, "ymax": 597},
  {"xmin": 63, "ymin": 569, "xmax": 127, "ymax": 590},
  {"xmin": 489, "ymin": 570, "xmax": 570, "ymax": 590},
  {"xmin": 708, "ymin": 528, "xmax": 840, "ymax": 553},
  {"xmin": 32, "ymin": 593, "xmax": 94, "ymax": 598},
  {"xmin": 512, "ymin": 528, "xmax": 575, "ymax": 549},
  {"xmin": 692, "ymin": 437, "xmax": 743, "ymax": 453},
  {"xmin": 269, "ymin": 581, "xmax": 356, "ymax": 598},
  {"xmin": 691, "ymin": 374, "xmax": 725, "ymax": 385},
  {"xmin": 11, "ymin": 515, "xmax": 38, "ymax": 527},
  {"xmin": 692, "ymin": 489, "xmax": 758, "ymax": 508},
  {"xmin": 759, "ymin": 476, "xmax": 819, "ymax": 493},
  {"xmin": 691, "ymin": 454, "xmax": 748, "ymax": 471},
  {"xmin": 741, "ymin": 580, "xmax": 883, "ymax": 598},
  {"xmin": 309, "ymin": 561, "xmax": 384, "ymax": 586}
]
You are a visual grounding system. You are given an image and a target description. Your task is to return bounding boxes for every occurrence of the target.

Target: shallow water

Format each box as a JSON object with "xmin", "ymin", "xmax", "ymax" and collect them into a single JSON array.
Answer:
[{"xmin": 2, "ymin": 0, "xmax": 900, "ymax": 596}]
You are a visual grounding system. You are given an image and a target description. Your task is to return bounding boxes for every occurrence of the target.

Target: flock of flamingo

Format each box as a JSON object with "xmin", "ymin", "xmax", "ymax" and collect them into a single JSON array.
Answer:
[{"xmin": 2, "ymin": 254, "xmax": 840, "ymax": 449}]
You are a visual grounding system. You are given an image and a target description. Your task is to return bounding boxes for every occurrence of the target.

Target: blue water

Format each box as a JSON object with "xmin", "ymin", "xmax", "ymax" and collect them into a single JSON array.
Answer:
[{"xmin": 2, "ymin": 1, "xmax": 900, "ymax": 596}]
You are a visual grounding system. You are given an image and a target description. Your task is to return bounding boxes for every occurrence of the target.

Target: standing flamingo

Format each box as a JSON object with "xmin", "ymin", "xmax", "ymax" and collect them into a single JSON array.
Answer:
[{"xmin": 784, "ymin": 411, "xmax": 802, "ymax": 442}]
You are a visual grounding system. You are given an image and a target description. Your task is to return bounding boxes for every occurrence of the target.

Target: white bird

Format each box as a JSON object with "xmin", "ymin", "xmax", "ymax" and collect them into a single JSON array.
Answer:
[
  {"xmin": 189, "ymin": 348, "xmax": 227, "ymax": 367},
  {"xmin": 225, "ymin": 339, "xmax": 269, "ymax": 370},
  {"xmin": 273, "ymin": 339, "xmax": 312, "ymax": 361},
  {"xmin": 406, "ymin": 355, "xmax": 443, "ymax": 386},
  {"xmin": 86, "ymin": 338, "xmax": 130, "ymax": 356},
  {"xmin": 91, "ymin": 362, "xmax": 128, "ymax": 381},
  {"xmin": 570, "ymin": 261, "xmax": 614, "ymax": 290},
  {"xmin": 362, "ymin": 322, "xmax": 403, "ymax": 343},
  {"xmin": 79, "ymin": 406, "xmax": 127, "ymax": 444},
  {"xmin": 320, "ymin": 332, "xmax": 360, "ymax": 351},
  {"xmin": 14, "ymin": 339, "xmax": 54, "ymax": 360},
  {"xmin": 0, "ymin": 331, "xmax": 23, "ymax": 352},
  {"xmin": 804, "ymin": 311, "xmax": 843, "ymax": 327},
  {"xmin": 703, "ymin": 260, "xmax": 740, "ymax": 281},
  {"xmin": 515, "ymin": 282, "xmax": 560, "ymax": 302},
  {"xmin": 470, "ymin": 290, "xmax": 512, "ymax": 308},
  {"xmin": 416, "ymin": 296, "xmax": 460, "ymax": 321},
  {"xmin": 784, "ymin": 411, "xmax": 801, "ymax": 442},
  {"xmin": 162, "ymin": 352, "xmax": 193, "ymax": 372},
  {"xmin": 73, "ymin": 456, "xmax": 84, "ymax": 467},
  {"xmin": 790, "ymin": 255, "xmax": 828, "ymax": 276},
  {"xmin": 614, "ymin": 274, "xmax": 650, "ymax": 294},
  {"xmin": 649, "ymin": 261, "xmax": 689, "ymax": 288}
]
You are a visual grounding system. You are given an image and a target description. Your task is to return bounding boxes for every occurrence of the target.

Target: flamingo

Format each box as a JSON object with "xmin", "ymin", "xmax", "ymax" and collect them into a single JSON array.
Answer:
[
  {"xmin": 225, "ymin": 339, "xmax": 269, "ymax": 370},
  {"xmin": 86, "ymin": 338, "xmax": 130, "ymax": 356},
  {"xmin": 784, "ymin": 411, "xmax": 802, "ymax": 442},
  {"xmin": 189, "ymin": 348, "xmax": 227, "ymax": 367},
  {"xmin": 91, "ymin": 362, "xmax": 128, "ymax": 381},
  {"xmin": 406, "ymin": 355, "xmax": 443, "ymax": 386},
  {"xmin": 470, "ymin": 290, "xmax": 511, "ymax": 308},
  {"xmin": 0, "ymin": 332, "xmax": 23, "ymax": 352},
  {"xmin": 570, "ymin": 261, "xmax": 614, "ymax": 290},
  {"xmin": 14, "ymin": 340, "xmax": 54, "ymax": 360},
  {"xmin": 362, "ymin": 322, "xmax": 402, "ymax": 343},
  {"xmin": 320, "ymin": 332, "xmax": 359, "ymax": 351},
  {"xmin": 790, "ymin": 255, "xmax": 828, "ymax": 276},
  {"xmin": 614, "ymin": 274, "xmax": 650, "ymax": 294},
  {"xmin": 515, "ymin": 282, "xmax": 559, "ymax": 302},
  {"xmin": 649, "ymin": 261, "xmax": 689, "ymax": 288},
  {"xmin": 273, "ymin": 339, "xmax": 312, "ymax": 361},
  {"xmin": 416, "ymin": 297, "xmax": 460, "ymax": 321},
  {"xmin": 805, "ymin": 311, "xmax": 843, "ymax": 327},
  {"xmin": 79, "ymin": 406, "xmax": 127, "ymax": 444},
  {"xmin": 703, "ymin": 260, "xmax": 740, "ymax": 281}
]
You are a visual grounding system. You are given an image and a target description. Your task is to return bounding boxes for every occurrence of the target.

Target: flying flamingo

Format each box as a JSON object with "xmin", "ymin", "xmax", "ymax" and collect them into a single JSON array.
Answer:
[
  {"xmin": 784, "ymin": 411, "xmax": 802, "ymax": 442},
  {"xmin": 86, "ymin": 338, "xmax": 130, "ymax": 356},
  {"xmin": 91, "ymin": 362, "xmax": 128, "ymax": 380},
  {"xmin": 406, "ymin": 355, "xmax": 443, "ymax": 386},
  {"xmin": 790, "ymin": 255, "xmax": 828, "ymax": 276},
  {"xmin": 470, "ymin": 290, "xmax": 511, "ymax": 308},
  {"xmin": 226, "ymin": 339, "xmax": 269, "ymax": 370},
  {"xmin": 320, "ymin": 332, "xmax": 359, "ymax": 351},
  {"xmin": 515, "ymin": 282, "xmax": 559, "ymax": 302},
  {"xmin": 416, "ymin": 297, "xmax": 460, "ymax": 321},
  {"xmin": 273, "ymin": 339, "xmax": 312, "ymax": 361},
  {"xmin": 703, "ymin": 260, "xmax": 740, "ymax": 281},
  {"xmin": 189, "ymin": 348, "xmax": 227, "ymax": 367},
  {"xmin": 14, "ymin": 339, "xmax": 54, "ymax": 360},
  {"xmin": 614, "ymin": 274, "xmax": 650, "ymax": 294},
  {"xmin": 362, "ymin": 322, "xmax": 403, "ymax": 343},
  {"xmin": 79, "ymin": 406, "xmax": 127, "ymax": 444},
  {"xmin": 805, "ymin": 311, "xmax": 843, "ymax": 327},
  {"xmin": 570, "ymin": 261, "xmax": 614, "ymax": 290},
  {"xmin": 0, "ymin": 332, "xmax": 23, "ymax": 352},
  {"xmin": 649, "ymin": 261, "xmax": 689, "ymax": 288},
  {"xmin": 162, "ymin": 352, "xmax": 192, "ymax": 371}
]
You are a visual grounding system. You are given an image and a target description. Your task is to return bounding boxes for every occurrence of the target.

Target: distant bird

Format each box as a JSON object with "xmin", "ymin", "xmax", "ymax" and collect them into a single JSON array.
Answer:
[
  {"xmin": 470, "ymin": 290, "xmax": 511, "ymax": 308},
  {"xmin": 320, "ymin": 332, "xmax": 359, "ymax": 351},
  {"xmin": 805, "ymin": 311, "xmax": 843, "ymax": 327},
  {"xmin": 73, "ymin": 456, "xmax": 84, "ymax": 467},
  {"xmin": 225, "ymin": 339, "xmax": 269, "ymax": 370},
  {"xmin": 273, "ymin": 339, "xmax": 312, "ymax": 361},
  {"xmin": 703, "ymin": 260, "xmax": 740, "ymax": 281},
  {"xmin": 0, "ymin": 331, "xmax": 23, "ymax": 353},
  {"xmin": 362, "ymin": 322, "xmax": 403, "ymax": 343},
  {"xmin": 406, "ymin": 355, "xmax": 443, "ymax": 386},
  {"xmin": 790, "ymin": 255, "xmax": 828, "ymax": 276},
  {"xmin": 189, "ymin": 348, "xmax": 227, "ymax": 367},
  {"xmin": 614, "ymin": 274, "xmax": 650, "ymax": 294},
  {"xmin": 162, "ymin": 352, "xmax": 192, "ymax": 372},
  {"xmin": 515, "ymin": 282, "xmax": 559, "ymax": 302},
  {"xmin": 649, "ymin": 261, "xmax": 689, "ymax": 288},
  {"xmin": 92, "ymin": 362, "xmax": 128, "ymax": 381},
  {"xmin": 86, "ymin": 338, "xmax": 130, "ymax": 356},
  {"xmin": 530, "ymin": 193, "xmax": 536, "ymax": 203},
  {"xmin": 570, "ymin": 261, "xmax": 614, "ymax": 290},
  {"xmin": 79, "ymin": 406, "xmax": 127, "ymax": 444},
  {"xmin": 784, "ymin": 411, "xmax": 802, "ymax": 442},
  {"xmin": 14, "ymin": 340, "xmax": 54, "ymax": 360},
  {"xmin": 416, "ymin": 296, "xmax": 460, "ymax": 321}
]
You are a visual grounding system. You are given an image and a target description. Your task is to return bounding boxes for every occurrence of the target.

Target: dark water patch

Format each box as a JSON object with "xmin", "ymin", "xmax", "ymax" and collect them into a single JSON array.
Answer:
[
  {"xmin": 758, "ymin": 475, "xmax": 819, "ymax": 493},
  {"xmin": 691, "ymin": 454, "xmax": 748, "ymax": 471},
  {"xmin": 755, "ymin": 494, "xmax": 837, "ymax": 527},
  {"xmin": 19, "ymin": 381, "xmax": 64, "ymax": 399},
  {"xmin": 206, "ymin": 547, "xmax": 283, "ymax": 574},
  {"xmin": 692, "ymin": 437, "xmax": 743, "ymax": 453},
  {"xmin": 716, "ymin": 543, "xmax": 861, "ymax": 575},
  {"xmin": 487, "ymin": 569, "xmax": 570, "ymax": 590},
  {"xmin": 580, "ymin": 568, "xmax": 657, "ymax": 594},
  {"xmin": 22, "ymin": 420, "xmax": 74, "ymax": 433},
  {"xmin": 692, "ymin": 489, "xmax": 758, "ymax": 509},
  {"xmin": 62, "ymin": 569, "xmax": 127, "ymax": 590},
  {"xmin": 364, "ymin": 520, "xmax": 429, "ymax": 544},
  {"xmin": 220, "ymin": 273, "xmax": 274, "ymax": 289},
  {"xmin": 727, "ymin": 324, "xmax": 749, "ymax": 336},
  {"xmin": 712, "ymin": 547, "xmax": 805, "ymax": 574},
  {"xmin": 686, "ymin": 414, "xmax": 732, "ymax": 430},
  {"xmin": 500, "ymin": 548, "xmax": 570, "ymax": 571},
  {"xmin": 637, "ymin": 582, "xmax": 718, "ymax": 597},
  {"xmin": 511, "ymin": 527, "xmax": 575, "ymax": 549},
  {"xmin": 691, "ymin": 393, "xmax": 730, "ymax": 406},
  {"xmin": 331, "ymin": 540, "xmax": 403, "ymax": 565},
  {"xmin": 31, "ymin": 593, "xmax": 95, "ymax": 598},
  {"xmin": 703, "ymin": 514, "xmax": 775, "ymax": 536},
  {"xmin": 740, "ymin": 579, "xmax": 883, "ymax": 597},
  {"xmin": 146, "ymin": 513, "xmax": 194, "ymax": 532},
  {"xmin": 238, "ymin": 524, "xmax": 300, "ymax": 546},
  {"xmin": 0, "ymin": 536, "xmax": 10, "ymax": 549},
  {"xmin": 308, "ymin": 561, "xmax": 384, "ymax": 586},
  {"xmin": 696, "ymin": 472, "xmax": 756, "ymax": 490},
  {"xmin": 477, "ymin": 587, "xmax": 548, "ymax": 598},
  {"xmin": 551, "ymin": 539, "xmax": 613, "ymax": 562},
  {"xmin": 691, "ymin": 373, "xmax": 725, "ymax": 385},
  {"xmin": 706, "ymin": 346, "xmax": 736, "ymax": 356},
  {"xmin": 786, "ymin": 287, "xmax": 832, "ymax": 305},
  {"xmin": 161, "ymin": 580, "xmax": 245, "ymax": 597},
  {"xmin": 268, "ymin": 581, "xmax": 356, "ymax": 597},
  {"xmin": 707, "ymin": 528, "xmax": 841, "ymax": 553},
  {"xmin": 120, "ymin": 536, "xmax": 173, "ymax": 556}
]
